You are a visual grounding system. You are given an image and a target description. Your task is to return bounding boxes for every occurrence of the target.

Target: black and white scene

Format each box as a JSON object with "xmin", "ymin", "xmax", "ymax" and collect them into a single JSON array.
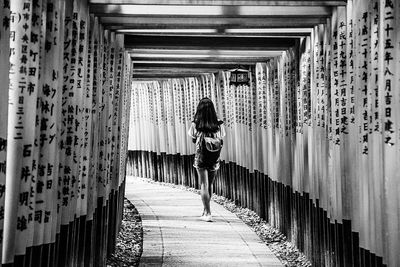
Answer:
[{"xmin": 0, "ymin": 0, "xmax": 399, "ymax": 266}]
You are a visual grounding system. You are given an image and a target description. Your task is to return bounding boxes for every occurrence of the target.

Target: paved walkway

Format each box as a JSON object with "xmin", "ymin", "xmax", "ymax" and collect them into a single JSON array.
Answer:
[{"xmin": 125, "ymin": 176, "xmax": 283, "ymax": 267}]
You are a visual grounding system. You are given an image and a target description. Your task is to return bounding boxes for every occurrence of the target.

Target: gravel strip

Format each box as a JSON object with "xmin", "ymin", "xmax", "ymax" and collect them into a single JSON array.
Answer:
[{"xmin": 107, "ymin": 198, "xmax": 143, "ymax": 267}]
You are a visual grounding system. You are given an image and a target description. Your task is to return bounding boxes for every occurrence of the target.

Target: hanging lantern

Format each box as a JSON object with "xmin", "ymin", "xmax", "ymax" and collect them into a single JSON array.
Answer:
[{"xmin": 229, "ymin": 67, "xmax": 250, "ymax": 86}]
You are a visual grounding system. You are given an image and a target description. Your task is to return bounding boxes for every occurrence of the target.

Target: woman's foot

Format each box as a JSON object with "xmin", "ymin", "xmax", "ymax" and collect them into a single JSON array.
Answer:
[{"xmin": 201, "ymin": 214, "xmax": 212, "ymax": 222}]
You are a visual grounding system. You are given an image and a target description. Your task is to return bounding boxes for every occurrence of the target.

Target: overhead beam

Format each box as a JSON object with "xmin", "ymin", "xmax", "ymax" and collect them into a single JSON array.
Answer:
[
  {"xmin": 132, "ymin": 75, "xmax": 194, "ymax": 83},
  {"xmin": 132, "ymin": 62, "xmax": 256, "ymax": 69},
  {"xmin": 125, "ymin": 35, "xmax": 296, "ymax": 50},
  {"xmin": 128, "ymin": 48, "xmax": 283, "ymax": 57},
  {"xmin": 90, "ymin": 5, "xmax": 331, "ymax": 17},
  {"xmin": 102, "ymin": 16, "xmax": 327, "ymax": 29},
  {"xmin": 132, "ymin": 72, "xmax": 213, "ymax": 79},
  {"xmin": 118, "ymin": 27, "xmax": 312, "ymax": 37},
  {"xmin": 89, "ymin": 0, "xmax": 346, "ymax": 6},
  {"xmin": 132, "ymin": 68, "xmax": 223, "ymax": 73},
  {"xmin": 120, "ymin": 32, "xmax": 310, "ymax": 37},
  {"xmin": 131, "ymin": 57, "xmax": 272, "ymax": 63}
]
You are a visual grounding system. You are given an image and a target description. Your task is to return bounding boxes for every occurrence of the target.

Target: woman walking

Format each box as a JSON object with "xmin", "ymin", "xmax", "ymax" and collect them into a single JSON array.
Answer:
[{"xmin": 188, "ymin": 97, "xmax": 225, "ymax": 222}]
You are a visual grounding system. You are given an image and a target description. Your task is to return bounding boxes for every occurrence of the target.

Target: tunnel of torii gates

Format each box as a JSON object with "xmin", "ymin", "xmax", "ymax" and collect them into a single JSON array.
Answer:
[{"xmin": 0, "ymin": 0, "xmax": 399, "ymax": 266}]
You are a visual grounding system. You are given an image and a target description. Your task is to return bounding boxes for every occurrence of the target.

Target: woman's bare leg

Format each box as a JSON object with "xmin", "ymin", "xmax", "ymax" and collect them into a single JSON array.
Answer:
[
  {"xmin": 208, "ymin": 170, "xmax": 216, "ymax": 200},
  {"xmin": 197, "ymin": 168, "xmax": 211, "ymax": 215}
]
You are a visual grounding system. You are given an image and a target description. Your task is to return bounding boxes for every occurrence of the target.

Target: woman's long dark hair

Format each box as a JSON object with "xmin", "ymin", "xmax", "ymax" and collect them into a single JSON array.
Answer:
[{"xmin": 193, "ymin": 97, "xmax": 222, "ymax": 133}]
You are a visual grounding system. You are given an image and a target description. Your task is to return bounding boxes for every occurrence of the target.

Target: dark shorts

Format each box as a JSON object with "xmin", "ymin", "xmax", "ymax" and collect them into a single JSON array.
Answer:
[{"xmin": 193, "ymin": 153, "xmax": 220, "ymax": 171}]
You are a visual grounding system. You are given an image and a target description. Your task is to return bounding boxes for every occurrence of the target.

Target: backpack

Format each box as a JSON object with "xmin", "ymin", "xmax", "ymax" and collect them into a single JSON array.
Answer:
[{"xmin": 197, "ymin": 131, "xmax": 223, "ymax": 166}]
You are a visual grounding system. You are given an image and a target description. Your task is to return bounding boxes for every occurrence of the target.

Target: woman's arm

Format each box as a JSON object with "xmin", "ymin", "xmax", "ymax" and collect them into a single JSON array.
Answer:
[
  {"xmin": 219, "ymin": 123, "xmax": 226, "ymax": 138},
  {"xmin": 187, "ymin": 122, "xmax": 197, "ymax": 143}
]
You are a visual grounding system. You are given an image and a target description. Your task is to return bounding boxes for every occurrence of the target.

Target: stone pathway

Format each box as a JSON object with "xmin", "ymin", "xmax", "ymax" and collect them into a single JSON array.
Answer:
[{"xmin": 125, "ymin": 176, "xmax": 283, "ymax": 267}]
